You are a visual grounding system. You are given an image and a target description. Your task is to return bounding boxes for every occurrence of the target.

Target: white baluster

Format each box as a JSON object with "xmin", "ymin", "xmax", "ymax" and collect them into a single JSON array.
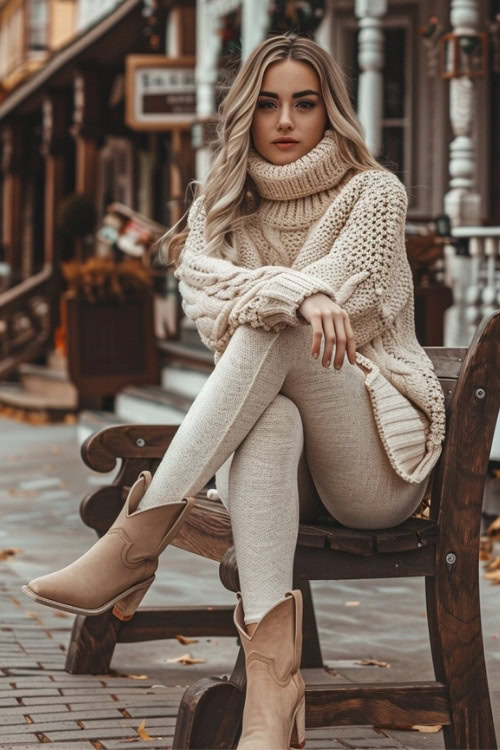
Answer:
[
  {"xmin": 464, "ymin": 236, "xmax": 484, "ymax": 336},
  {"xmin": 481, "ymin": 237, "xmax": 499, "ymax": 317},
  {"xmin": 354, "ymin": 0, "xmax": 388, "ymax": 158},
  {"xmin": 443, "ymin": 0, "xmax": 483, "ymax": 228}
]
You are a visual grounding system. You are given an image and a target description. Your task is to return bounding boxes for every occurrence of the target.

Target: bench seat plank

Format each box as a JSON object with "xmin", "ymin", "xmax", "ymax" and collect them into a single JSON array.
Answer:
[{"xmin": 170, "ymin": 493, "xmax": 439, "ymax": 561}]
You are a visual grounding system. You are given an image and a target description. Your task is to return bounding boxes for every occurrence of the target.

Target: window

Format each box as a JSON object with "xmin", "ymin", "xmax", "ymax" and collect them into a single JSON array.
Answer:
[
  {"xmin": 28, "ymin": 0, "xmax": 48, "ymax": 51},
  {"xmin": 345, "ymin": 16, "xmax": 414, "ymax": 182}
]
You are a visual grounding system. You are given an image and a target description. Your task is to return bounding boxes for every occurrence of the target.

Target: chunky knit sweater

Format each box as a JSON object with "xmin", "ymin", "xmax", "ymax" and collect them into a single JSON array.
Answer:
[{"xmin": 174, "ymin": 131, "xmax": 446, "ymax": 484}]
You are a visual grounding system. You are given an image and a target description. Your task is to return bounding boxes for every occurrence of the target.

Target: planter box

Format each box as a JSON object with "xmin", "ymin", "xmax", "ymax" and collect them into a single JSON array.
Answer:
[{"xmin": 64, "ymin": 291, "xmax": 159, "ymax": 405}]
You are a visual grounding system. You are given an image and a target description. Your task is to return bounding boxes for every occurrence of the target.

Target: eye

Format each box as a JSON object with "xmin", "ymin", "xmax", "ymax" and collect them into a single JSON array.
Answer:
[
  {"xmin": 256, "ymin": 100, "xmax": 276, "ymax": 109},
  {"xmin": 297, "ymin": 100, "xmax": 315, "ymax": 109}
]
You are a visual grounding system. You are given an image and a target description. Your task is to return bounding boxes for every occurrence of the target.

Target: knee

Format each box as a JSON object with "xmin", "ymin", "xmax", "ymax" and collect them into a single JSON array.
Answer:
[{"xmin": 257, "ymin": 394, "xmax": 302, "ymax": 433}]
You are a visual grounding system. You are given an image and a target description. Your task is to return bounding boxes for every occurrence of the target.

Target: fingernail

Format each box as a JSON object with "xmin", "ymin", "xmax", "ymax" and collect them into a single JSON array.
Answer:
[
  {"xmin": 325, "ymin": 360, "xmax": 330, "ymax": 368},
  {"xmin": 313, "ymin": 352, "xmax": 318, "ymax": 359}
]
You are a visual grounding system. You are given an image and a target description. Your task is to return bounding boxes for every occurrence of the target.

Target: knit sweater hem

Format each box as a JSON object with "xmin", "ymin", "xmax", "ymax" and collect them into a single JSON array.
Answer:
[{"xmin": 357, "ymin": 353, "xmax": 439, "ymax": 484}]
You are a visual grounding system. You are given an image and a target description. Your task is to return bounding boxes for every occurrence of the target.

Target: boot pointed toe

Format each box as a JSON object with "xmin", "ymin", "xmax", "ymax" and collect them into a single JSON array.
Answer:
[{"xmin": 20, "ymin": 472, "xmax": 195, "ymax": 618}]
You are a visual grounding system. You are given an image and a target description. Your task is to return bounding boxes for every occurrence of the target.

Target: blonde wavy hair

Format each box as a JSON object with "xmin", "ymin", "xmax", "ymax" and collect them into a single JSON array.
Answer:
[{"xmin": 163, "ymin": 33, "xmax": 388, "ymax": 268}]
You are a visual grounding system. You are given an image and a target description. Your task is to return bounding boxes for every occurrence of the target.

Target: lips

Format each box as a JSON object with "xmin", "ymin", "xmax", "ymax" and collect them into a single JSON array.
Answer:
[{"xmin": 273, "ymin": 139, "xmax": 299, "ymax": 144}]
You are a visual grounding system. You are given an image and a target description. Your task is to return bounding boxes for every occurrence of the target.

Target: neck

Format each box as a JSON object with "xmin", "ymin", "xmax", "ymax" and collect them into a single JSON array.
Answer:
[{"xmin": 247, "ymin": 131, "xmax": 354, "ymax": 227}]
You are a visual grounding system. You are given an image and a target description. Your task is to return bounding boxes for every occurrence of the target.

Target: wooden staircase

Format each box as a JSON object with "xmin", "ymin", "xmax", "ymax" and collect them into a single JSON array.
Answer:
[
  {"xmin": 0, "ymin": 266, "xmax": 77, "ymax": 420},
  {"xmin": 0, "ymin": 266, "xmax": 55, "ymax": 380},
  {"xmin": 0, "ymin": 355, "xmax": 78, "ymax": 412}
]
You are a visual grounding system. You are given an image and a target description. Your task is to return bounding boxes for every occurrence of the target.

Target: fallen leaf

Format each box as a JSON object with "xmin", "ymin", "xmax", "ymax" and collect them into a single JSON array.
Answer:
[
  {"xmin": 325, "ymin": 667, "xmax": 337, "ymax": 676},
  {"xmin": 376, "ymin": 724, "xmax": 442, "ymax": 733},
  {"xmin": 8, "ymin": 489, "xmax": 36, "ymax": 498},
  {"xmin": 487, "ymin": 517, "xmax": 500, "ymax": 536},
  {"xmin": 355, "ymin": 658, "xmax": 390, "ymax": 668},
  {"xmin": 137, "ymin": 719, "xmax": 152, "ymax": 741},
  {"xmin": 412, "ymin": 724, "xmax": 442, "ymax": 733},
  {"xmin": 0, "ymin": 548, "xmax": 22, "ymax": 561},
  {"xmin": 99, "ymin": 671, "xmax": 148, "ymax": 681},
  {"xmin": 25, "ymin": 612, "xmax": 38, "ymax": 619},
  {"xmin": 484, "ymin": 569, "xmax": 500, "ymax": 584},
  {"xmin": 480, "ymin": 550, "xmax": 493, "ymax": 561},
  {"xmin": 54, "ymin": 611, "xmax": 69, "ymax": 618},
  {"xmin": 166, "ymin": 652, "xmax": 206, "ymax": 665},
  {"xmin": 344, "ymin": 601, "xmax": 360, "ymax": 607},
  {"xmin": 175, "ymin": 634, "xmax": 199, "ymax": 645},
  {"xmin": 485, "ymin": 557, "xmax": 500, "ymax": 571}
]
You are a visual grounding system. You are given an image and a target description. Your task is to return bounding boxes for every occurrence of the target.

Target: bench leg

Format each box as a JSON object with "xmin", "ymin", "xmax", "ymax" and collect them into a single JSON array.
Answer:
[
  {"xmin": 426, "ymin": 567, "xmax": 497, "ymax": 749},
  {"xmin": 172, "ymin": 645, "xmax": 246, "ymax": 749},
  {"xmin": 296, "ymin": 579, "xmax": 323, "ymax": 669},
  {"xmin": 65, "ymin": 612, "xmax": 122, "ymax": 674}
]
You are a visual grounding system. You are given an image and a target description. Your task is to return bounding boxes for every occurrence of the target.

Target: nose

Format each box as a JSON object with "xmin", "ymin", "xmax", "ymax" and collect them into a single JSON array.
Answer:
[{"xmin": 277, "ymin": 103, "xmax": 294, "ymax": 131}]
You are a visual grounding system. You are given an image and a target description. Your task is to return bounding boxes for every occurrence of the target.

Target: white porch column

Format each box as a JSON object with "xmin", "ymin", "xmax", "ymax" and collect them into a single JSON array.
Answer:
[
  {"xmin": 241, "ymin": 0, "xmax": 270, "ymax": 61},
  {"xmin": 444, "ymin": 0, "xmax": 482, "ymax": 227},
  {"xmin": 354, "ymin": 0, "xmax": 387, "ymax": 157},
  {"xmin": 195, "ymin": 0, "xmax": 223, "ymax": 182}
]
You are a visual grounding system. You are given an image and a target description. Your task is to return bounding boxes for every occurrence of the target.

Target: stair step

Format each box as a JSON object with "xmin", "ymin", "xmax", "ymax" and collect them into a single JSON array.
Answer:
[
  {"xmin": 157, "ymin": 340, "xmax": 214, "ymax": 372},
  {"xmin": 161, "ymin": 365, "xmax": 209, "ymax": 400},
  {"xmin": 77, "ymin": 409, "xmax": 126, "ymax": 446},
  {"xmin": 0, "ymin": 382, "xmax": 77, "ymax": 412},
  {"xmin": 115, "ymin": 385, "xmax": 192, "ymax": 425},
  {"xmin": 19, "ymin": 363, "xmax": 78, "ymax": 401},
  {"xmin": 179, "ymin": 316, "xmax": 209, "ymax": 350},
  {"xmin": 46, "ymin": 348, "xmax": 68, "ymax": 374}
]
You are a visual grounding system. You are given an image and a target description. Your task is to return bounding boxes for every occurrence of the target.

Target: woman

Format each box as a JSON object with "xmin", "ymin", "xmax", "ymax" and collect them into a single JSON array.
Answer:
[{"xmin": 23, "ymin": 34, "xmax": 446, "ymax": 749}]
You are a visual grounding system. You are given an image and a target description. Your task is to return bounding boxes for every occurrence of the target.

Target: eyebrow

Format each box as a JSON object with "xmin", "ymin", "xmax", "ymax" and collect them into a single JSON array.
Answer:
[{"xmin": 258, "ymin": 89, "xmax": 320, "ymax": 99}]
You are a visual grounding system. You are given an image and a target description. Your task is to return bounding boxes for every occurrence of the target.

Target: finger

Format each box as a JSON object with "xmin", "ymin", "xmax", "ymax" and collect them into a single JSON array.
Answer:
[
  {"xmin": 321, "ymin": 314, "xmax": 336, "ymax": 367},
  {"xmin": 310, "ymin": 315, "xmax": 323, "ymax": 359},
  {"xmin": 332, "ymin": 314, "xmax": 347, "ymax": 370},
  {"xmin": 344, "ymin": 315, "xmax": 357, "ymax": 365}
]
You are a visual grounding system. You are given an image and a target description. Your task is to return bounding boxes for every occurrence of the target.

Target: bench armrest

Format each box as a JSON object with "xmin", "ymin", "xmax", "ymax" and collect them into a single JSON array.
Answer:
[{"xmin": 81, "ymin": 424, "xmax": 179, "ymax": 472}]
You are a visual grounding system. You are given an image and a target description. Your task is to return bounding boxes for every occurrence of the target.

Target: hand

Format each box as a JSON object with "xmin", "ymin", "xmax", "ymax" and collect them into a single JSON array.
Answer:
[{"xmin": 298, "ymin": 293, "xmax": 356, "ymax": 370}]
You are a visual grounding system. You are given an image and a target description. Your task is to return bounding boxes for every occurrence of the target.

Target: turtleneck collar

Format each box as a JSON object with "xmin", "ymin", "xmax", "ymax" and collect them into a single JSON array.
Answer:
[{"xmin": 247, "ymin": 130, "xmax": 351, "ymax": 202}]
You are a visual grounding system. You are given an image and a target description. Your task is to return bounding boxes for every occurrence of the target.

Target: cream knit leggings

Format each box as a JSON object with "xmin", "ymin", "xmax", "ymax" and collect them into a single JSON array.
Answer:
[{"xmin": 140, "ymin": 324, "xmax": 429, "ymax": 624}]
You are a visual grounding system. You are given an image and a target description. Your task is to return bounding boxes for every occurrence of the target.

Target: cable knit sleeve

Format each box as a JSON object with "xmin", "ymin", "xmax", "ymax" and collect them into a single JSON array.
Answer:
[
  {"xmin": 174, "ymin": 197, "xmax": 331, "ymax": 353},
  {"xmin": 240, "ymin": 172, "xmax": 412, "ymax": 348}
]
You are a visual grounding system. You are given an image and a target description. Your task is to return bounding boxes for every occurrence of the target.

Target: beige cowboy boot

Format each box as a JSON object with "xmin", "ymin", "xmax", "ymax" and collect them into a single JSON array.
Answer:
[
  {"xmin": 234, "ymin": 589, "xmax": 306, "ymax": 749},
  {"xmin": 22, "ymin": 471, "xmax": 195, "ymax": 620}
]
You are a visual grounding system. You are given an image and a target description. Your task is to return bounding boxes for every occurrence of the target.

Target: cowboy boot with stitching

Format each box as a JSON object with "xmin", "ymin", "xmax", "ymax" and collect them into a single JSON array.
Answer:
[
  {"xmin": 233, "ymin": 589, "xmax": 306, "ymax": 749},
  {"xmin": 22, "ymin": 471, "xmax": 195, "ymax": 620}
]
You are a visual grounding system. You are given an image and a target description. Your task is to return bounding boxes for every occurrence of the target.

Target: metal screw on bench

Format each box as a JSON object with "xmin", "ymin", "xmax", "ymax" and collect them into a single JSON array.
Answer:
[
  {"xmin": 446, "ymin": 552, "xmax": 456, "ymax": 565},
  {"xmin": 475, "ymin": 388, "xmax": 486, "ymax": 399},
  {"xmin": 136, "ymin": 438, "xmax": 146, "ymax": 447}
]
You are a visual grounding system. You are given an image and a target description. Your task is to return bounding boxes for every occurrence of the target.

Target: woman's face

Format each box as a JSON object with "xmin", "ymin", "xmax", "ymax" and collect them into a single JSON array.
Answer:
[{"xmin": 251, "ymin": 59, "xmax": 328, "ymax": 165}]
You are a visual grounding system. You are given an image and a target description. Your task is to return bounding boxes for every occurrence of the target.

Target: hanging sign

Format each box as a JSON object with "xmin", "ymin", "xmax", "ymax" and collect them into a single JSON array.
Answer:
[{"xmin": 125, "ymin": 55, "xmax": 196, "ymax": 131}]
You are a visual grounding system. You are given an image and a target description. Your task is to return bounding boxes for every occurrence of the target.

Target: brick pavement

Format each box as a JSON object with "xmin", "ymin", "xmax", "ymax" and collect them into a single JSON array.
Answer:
[
  {"xmin": 2, "ymin": 418, "xmax": 499, "ymax": 748},
  {"xmin": 0, "ymin": 562, "xmax": 424, "ymax": 749}
]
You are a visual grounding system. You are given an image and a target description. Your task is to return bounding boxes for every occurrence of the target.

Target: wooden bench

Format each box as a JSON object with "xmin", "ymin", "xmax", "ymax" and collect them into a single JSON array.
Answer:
[{"xmin": 65, "ymin": 310, "xmax": 500, "ymax": 750}]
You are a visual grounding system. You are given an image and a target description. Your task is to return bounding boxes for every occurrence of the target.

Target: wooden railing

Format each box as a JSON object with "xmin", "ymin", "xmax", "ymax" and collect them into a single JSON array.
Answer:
[{"xmin": 0, "ymin": 265, "xmax": 55, "ymax": 379}]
